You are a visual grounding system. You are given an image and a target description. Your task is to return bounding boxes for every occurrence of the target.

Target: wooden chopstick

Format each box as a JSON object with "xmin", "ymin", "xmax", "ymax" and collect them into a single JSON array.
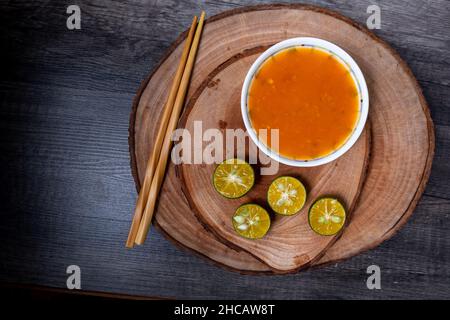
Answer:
[
  {"xmin": 126, "ymin": 15, "xmax": 199, "ymax": 248},
  {"xmin": 135, "ymin": 11, "xmax": 206, "ymax": 245}
]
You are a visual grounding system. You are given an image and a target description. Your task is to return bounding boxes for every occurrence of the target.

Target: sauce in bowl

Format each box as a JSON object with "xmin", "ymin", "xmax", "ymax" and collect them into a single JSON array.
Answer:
[{"xmin": 248, "ymin": 46, "xmax": 360, "ymax": 161}]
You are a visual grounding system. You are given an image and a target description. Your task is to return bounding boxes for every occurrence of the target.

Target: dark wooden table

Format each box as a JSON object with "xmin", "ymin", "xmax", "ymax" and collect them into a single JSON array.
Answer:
[{"xmin": 0, "ymin": 0, "xmax": 449, "ymax": 299}]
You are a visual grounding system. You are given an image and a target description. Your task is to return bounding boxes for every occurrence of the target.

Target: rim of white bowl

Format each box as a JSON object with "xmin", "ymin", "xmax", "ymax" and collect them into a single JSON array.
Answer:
[{"xmin": 241, "ymin": 37, "xmax": 369, "ymax": 167}]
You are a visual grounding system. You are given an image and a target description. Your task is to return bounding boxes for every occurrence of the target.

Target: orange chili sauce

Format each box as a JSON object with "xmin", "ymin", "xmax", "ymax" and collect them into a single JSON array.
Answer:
[{"xmin": 248, "ymin": 46, "xmax": 360, "ymax": 160}]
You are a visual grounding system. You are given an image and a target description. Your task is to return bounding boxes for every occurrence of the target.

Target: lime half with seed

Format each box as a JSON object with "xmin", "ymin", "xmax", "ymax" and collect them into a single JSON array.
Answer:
[
  {"xmin": 267, "ymin": 176, "xmax": 307, "ymax": 215},
  {"xmin": 309, "ymin": 197, "xmax": 346, "ymax": 236},
  {"xmin": 232, "ymin": 204, "xmax": 271, "ymax": 239},
  {"xmin": 213, "ymin": 158, "xmax": 254, "ymax": 199}
]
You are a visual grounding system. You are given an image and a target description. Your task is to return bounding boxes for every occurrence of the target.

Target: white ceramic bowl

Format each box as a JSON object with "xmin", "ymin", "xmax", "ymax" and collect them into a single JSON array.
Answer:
[{"xmin": 241, "ymin": 37, "xmax": 369, "ymax": 167}]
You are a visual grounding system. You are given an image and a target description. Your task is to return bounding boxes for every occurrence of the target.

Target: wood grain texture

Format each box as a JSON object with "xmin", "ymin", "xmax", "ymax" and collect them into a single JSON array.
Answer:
[
  {"xmin": 0, "ymin": 0, "xmax": 449, "ymax": 299},
  {"xmin": 130, "ymin": 4, "xmax": 433, "ymax": 273}
]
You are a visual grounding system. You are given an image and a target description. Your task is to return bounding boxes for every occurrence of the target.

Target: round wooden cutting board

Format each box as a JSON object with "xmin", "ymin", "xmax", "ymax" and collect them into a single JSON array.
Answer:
[
  {"xmin": 178, "ymin": 50, "xmax": 370, "ymax": 272},
  {"xmin": 129, "ymin": 4, "xmax": 434, "ymax": 273}
]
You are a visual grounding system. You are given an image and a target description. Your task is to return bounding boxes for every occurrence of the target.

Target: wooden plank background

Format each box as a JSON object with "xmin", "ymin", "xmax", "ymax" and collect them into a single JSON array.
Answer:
[{"xmin": 0, "ymin": 0, "xmax": 449, "ymax": 299}]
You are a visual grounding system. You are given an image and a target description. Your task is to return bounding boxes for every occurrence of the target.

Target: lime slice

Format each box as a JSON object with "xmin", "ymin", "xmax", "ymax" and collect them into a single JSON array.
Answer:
[
  {"xmin": 213, "ymin": 158, "xmax": 254, "ymax": 199},
  {"xmin": 232, "ymin": 204, "xmax": 270, "ymax": 239},
  {"xmin": 267, "ymin": 176, "xmax": 307, "ymax": 215},
  {"xmin": 309, "ymin": 197, "xmax": 346, "ymax": 236}
]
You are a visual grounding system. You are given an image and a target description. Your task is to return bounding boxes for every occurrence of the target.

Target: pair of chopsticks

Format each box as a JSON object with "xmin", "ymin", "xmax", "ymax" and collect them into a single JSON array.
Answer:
[{"xmin": 126, "ymin": 12, "xmax": 206, "ymax": 247}]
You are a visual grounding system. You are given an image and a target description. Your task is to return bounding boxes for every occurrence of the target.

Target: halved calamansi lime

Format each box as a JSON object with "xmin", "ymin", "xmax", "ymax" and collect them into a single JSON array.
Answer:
[
  {"xmin": 309, "ymin": 197, "xmax": 346, "ymax": 236},
  {"xmin": 267, "ymin": 176, "xmax": 307, "ymax": 215},
  {"xmin": 213, "ymin": 158, "xmax": 254, "ymax": 199},
  {"xmin": 232, "ymin": 204, "xmax": 270, "ymax": 239}
]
